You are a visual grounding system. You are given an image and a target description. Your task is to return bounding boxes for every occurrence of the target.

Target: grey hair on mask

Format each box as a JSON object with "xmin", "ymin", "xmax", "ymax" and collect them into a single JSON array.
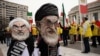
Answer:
[{"xmin": 8, "ymin": 17, "xmax": 30, "ymax": 29}]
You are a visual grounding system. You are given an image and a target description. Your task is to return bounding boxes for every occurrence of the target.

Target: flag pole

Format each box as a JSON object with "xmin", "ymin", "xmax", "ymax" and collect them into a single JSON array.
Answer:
[
  {"xmin": 79, "ymin": 0, "xmax": 83, "ymax": 52},
  {"xmin": 62, "ymin": 3, "xmax": 65, "ymax": 27},
  {"xmin": 79, "ymin": 0, "xmax": 88, "ymax": 52}
]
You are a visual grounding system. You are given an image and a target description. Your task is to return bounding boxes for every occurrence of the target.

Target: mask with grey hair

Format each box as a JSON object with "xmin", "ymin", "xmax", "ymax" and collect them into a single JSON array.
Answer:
[{"xmin": 9, "ymin": 18, "xmax": 30, "ymax": 41}]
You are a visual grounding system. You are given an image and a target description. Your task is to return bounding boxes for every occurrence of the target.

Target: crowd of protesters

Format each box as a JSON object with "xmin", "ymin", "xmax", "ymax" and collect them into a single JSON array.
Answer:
[
  {"xmin": 0, "ymin": 17, "xmax": 100, "ymax": 55},
  {"xmin": 0, "ymin": 3, "xmax": 100, "ymax": 56},
  {"xmin": 57, "ymin": 17, "xmax": 100, "ymax": 53},
  {"xmin": 1, "ymin": 17, "xmax": 100, "ymax": 54},
  {"xmin": 0, "ymin": 27, "xmax": 12, "ymax": 47},
  {"xmin": 0, "ymin": 16, "xmax": 14, "ymax": 46}
]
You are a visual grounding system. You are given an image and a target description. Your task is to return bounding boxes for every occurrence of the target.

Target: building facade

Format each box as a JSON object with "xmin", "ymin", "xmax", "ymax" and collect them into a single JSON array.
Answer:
[
  {"xmin": 0, "ymin": 0, "xmax": 28, "ymax": 29},
  {"xmin": 68, "ymin": 1, "xmax": 100, "ymax": 24}
]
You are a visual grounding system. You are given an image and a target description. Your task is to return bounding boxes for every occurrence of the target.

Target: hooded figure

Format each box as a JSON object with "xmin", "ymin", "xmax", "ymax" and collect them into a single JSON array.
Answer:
[
  {"xmin": 34, "ymin": 3, "xmax": 61, "ymax": 56},
  {"xmin": 7, "ymin": 18, "xmax": 34, "ymax": 56}
]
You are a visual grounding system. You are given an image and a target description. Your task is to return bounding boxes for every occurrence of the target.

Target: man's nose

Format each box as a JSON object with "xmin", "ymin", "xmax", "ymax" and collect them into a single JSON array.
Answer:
[
  {"xmin": 17, "ymin": 27, "xmax": 22, "ymax": 30},
  {"xmin": 50, "ymin": 24, "xmax": 56, "ymax": 29}
]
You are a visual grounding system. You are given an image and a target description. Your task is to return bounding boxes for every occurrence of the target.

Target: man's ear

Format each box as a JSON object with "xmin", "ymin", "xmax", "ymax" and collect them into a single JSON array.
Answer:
[{"xmin": 36, "ymin": 21, "xmax": 41, "ymax": 31}]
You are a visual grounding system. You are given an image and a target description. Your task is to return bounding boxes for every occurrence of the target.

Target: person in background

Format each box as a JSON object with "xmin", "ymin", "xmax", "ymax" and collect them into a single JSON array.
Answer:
[
  {"xmin": 69, "ymin": 23, "xmax": 77, "ymax": 44},
  {"xmin": 82, "ymin": 17, "xmax": 92, "ymax": 53},
  {"xmin": 62, "ymin": 26, "xmax": 69, "ymax": 46},
  {"xmin": 91, "ymin": 21, "xmax": 98, "ymax": 48},
  {"xmin": 95, "ymin": 20, "xmax": 100, "ymax": 45},
  {"xmin": 0, "ymin": 25, "xmax": 4, "ymax": 44},
  {"xmin": 57, "ymin": 23, "xmax": 63, "ymax": 42},
  {"xmin": 5, "ymin": 27, "xmax": 12, "ymax": 47},
  {"xmin": 7, "ymin": 18, "xmax": 34, "ymax": 56},
  {"xmin": 34, "ymin": 3, "xmax": 62, "ymax": 56},
  {"xmin": 97, "ymin": 27, "xmax": 100, "ymax": 45},
  {"xmin": 32, "ymin": 24, "xmax": 39, "ymax": 41},
  {"xmin": 77, "ymin": 24, "xmax": 83, "ymax": 41}
]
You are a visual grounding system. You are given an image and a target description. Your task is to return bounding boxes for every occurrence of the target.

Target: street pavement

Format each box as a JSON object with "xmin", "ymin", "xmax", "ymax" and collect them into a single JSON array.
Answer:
[
  {"xmin": 0, "ymin": 42, "xmax": 100, "ymax": 56},
  {"xmin": 0, "ymin": 49, "xmax": 3, "ymax": 56},
  {"xmin": 62, "ymin": 41, "xmax": 100, "ymax": 54},
  {"xmin": 60, "ymin": 46, "xmax": 100, "ymax": 56}
]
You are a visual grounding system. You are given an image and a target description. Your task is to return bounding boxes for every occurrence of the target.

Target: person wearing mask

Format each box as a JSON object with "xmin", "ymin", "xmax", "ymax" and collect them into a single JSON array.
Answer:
[
  {"xmin": 7, "ymin": 18, "xmax": 34, "ymax": 56},
  {"xmin": 34, "ymin": 3, "xmax": 62, "ymax": 56}
]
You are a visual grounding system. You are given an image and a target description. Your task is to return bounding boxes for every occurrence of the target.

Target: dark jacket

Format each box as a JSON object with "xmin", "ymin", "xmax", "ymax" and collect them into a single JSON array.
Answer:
[{"xmin": 37, "ymin": 37, "xmax": 59, "ymax": 56}]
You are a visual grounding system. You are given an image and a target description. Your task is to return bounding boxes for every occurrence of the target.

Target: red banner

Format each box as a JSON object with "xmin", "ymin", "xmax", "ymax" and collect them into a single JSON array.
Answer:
[
  {"xmin": 80, "ymin": 5, "xmax": 87, "ymax": 14},
  {"xmin": 95, "ymin": 21, "xmax": 100, "ymax": 27},
  {"xmin": 79, "ymin": 0, "xmax": 88, "ymax": 14}
]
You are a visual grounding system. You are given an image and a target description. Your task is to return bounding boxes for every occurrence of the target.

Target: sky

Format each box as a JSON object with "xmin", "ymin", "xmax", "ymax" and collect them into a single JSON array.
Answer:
[{"xmin": 5, "ymin": 0, "xmax": 97, "ymax": 19}]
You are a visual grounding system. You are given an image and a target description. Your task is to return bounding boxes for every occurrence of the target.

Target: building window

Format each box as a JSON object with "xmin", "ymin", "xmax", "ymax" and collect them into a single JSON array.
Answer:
[{"xmin": 93, "ymin": 12, "xmax": 98, "ymax": 21}]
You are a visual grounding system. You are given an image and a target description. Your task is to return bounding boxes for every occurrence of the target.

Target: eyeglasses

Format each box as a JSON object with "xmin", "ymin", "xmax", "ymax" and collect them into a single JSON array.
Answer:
[{"xmin": 12, "ymin": 24, "xmax": 27, "ymax": 30}]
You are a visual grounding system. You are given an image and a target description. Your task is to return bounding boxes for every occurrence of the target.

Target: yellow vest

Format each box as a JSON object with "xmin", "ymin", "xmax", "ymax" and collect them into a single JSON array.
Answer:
[
  {"xmin": 32, "ymin": 27, "xmax": 38, "ymax": 35},
  {"xmin": 92, "ymin": 24, "xmax": 98, "ymax": 36},
  {"xmin": 84, "ymin": 22, "xmax": 92, "ymax": 37},
  {"xmin": 69, "ymin": 25, "xmax": 77, "ymax": 35},
  {"xmin": 57, "ymin": 27, "xmax": 62, "ymax": 35},
  {"xmin": 98, "ymin": 27, "xmax": 100, "ymax": 36},
  {"xmin": 78, "ymin": 26, "xmax": 83, "ymax": 35}
]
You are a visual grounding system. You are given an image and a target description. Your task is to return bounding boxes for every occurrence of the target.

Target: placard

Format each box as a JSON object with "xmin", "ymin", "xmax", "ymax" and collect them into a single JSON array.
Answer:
[{"xmin": 9, "ymin": 42, "xmax": 26, "ymax": 56}]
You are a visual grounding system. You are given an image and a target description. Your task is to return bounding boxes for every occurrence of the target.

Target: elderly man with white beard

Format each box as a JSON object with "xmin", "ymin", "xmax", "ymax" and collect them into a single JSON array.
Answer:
[
  {"xmin": 34, "ymin": 3, "xmax": 62, "ymax": 56},
  {"xmin": 7, "ymin": 18, "xmax": 34, "ymax": 56}
]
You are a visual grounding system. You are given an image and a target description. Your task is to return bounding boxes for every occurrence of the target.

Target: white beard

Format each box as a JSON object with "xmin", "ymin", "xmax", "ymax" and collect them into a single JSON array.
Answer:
[
  {"xmin": 41, "ymin": 32, "xmax": 59, "ymax": 47},
  {"xmin": 12, "ymin": 32, "xmax": 29, "ymax": 41}
]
